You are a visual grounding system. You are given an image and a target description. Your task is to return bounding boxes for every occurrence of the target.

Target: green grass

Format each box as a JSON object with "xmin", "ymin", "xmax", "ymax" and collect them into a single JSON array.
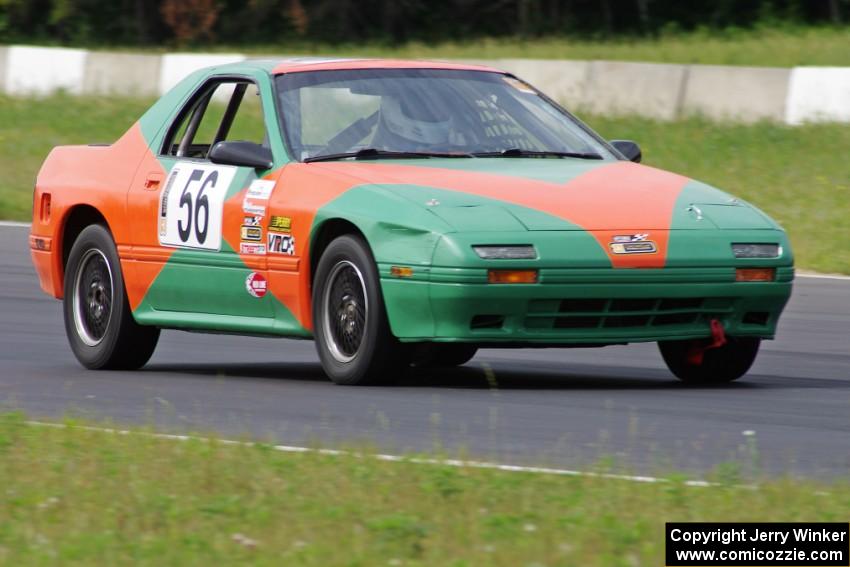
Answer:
[
  {"xmin": 82, "ymin": 26, "xmax": 850, "ymax": 67},
  {"xmin": 0, "ymin": 413, "xmax": 848, "ymax": 566},
  {"xmin": 2, "ymin": 94, "xmax": 848, "ymax": 273}
]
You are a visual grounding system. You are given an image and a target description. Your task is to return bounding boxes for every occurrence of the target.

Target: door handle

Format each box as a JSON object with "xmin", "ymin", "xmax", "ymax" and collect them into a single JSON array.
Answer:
[{"xmin": 144, "ymin": 172, "xmax": 164, "ymax": 191}]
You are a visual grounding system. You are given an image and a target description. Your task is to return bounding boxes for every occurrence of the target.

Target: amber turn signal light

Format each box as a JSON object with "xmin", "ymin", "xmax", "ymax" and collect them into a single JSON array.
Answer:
[
  {"xmin": 735, "ymin": 268, "xmax": 775, "ymax": 282},
  {"xmin": 390, "ymin": 266, "xmax": 414, "ymax": 278},
  {"xmin": 28, "ymin": 235, "xmax": 51, "ymax": 251},
  {"xmin": 487, "ymin": 269, "xmax": 538, "ymax": 284}
]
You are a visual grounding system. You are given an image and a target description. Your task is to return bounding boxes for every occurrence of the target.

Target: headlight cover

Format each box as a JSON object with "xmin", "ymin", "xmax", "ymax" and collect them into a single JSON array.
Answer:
[
  {"xmin": 732, "ymin": 243, "xmax": 781, "ymax": 259},
  {"xmin": 472, "ymin": 245, "xmax": 537, "ymax": 260}
]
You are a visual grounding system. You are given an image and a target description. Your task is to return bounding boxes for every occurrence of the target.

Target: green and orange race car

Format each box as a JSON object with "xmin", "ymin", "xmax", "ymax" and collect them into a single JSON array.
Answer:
[{"xmin": 30, "ymin": 58, "xmax": 793, "ymax": 385}]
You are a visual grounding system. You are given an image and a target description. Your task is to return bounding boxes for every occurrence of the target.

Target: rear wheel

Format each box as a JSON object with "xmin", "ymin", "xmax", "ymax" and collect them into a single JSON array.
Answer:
[
  {"xmin": 63, "ymin": 224, "xmax": 159, "ymax": 370},
  {"xmin": 659, "ymin": 337, "xmax": 761, "ymax": 384},
  {"xmin": 312, "ymin": 235, "xmax": 406, "ymax": 385}
]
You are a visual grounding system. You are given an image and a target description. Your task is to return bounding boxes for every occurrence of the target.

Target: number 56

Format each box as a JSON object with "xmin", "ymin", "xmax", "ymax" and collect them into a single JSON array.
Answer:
[{"xmin": 178, "ymin": 169, "xmax": 217, "ymax": 244}]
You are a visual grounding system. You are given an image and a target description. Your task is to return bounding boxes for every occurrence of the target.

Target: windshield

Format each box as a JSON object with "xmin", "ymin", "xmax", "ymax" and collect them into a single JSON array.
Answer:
[{"xmin": 275, "ymin": 68, "xmax": 615, "ymax": 162}]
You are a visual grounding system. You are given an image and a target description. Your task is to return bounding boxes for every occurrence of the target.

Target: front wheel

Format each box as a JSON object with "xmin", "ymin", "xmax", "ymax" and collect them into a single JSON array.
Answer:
[
  {"xmin": 63, "ymin": 224, "xmax": 160, "ymax": 369},
  {"xmin": 312, "ymin": 235, "xmax": 406, "ymax": 385},
  {"xmin": 659, "ymin": 337, "xmax": 761, "ymax": 384}
]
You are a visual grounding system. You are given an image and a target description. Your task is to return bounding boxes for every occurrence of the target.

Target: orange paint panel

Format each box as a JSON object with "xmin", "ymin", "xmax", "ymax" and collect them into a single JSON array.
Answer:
[
  {"xmin": 267, "ymin": 257, "xmax": 300, "ymax": 272},
  {"xmin": 266, "ymin": 164, "xmax": 372, "ymax": 329},
  {"xmin": 272, "ymin": 59, "xmax": 500, "ymax": 75},
  {"xmin": 222, "ymin": 169, "xmax": 284, "ymax": 269},
  {"xmin": 31, "ymin": 249, "xmax": 58, "ymax": 297},
  {"xmin": 31, "ymin": 122, "xmax": 156, "ymax": 302},
  {"xmin": 123, "ymin": 125, "xmax": 174, "ymax": 310},
  {"xmin": 306, "ymin": 161, "xmax": 688, "ymax": 268},
  {"xmin": 543, "ymin": 162, "xmax": 686, "ymax": 268},
  {"xmin": 118, "ymin": 244, "xmax": 173, "ymax": 264}
]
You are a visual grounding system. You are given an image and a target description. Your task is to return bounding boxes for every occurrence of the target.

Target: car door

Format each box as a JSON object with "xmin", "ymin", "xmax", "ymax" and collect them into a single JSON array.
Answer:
[{"xmin": 129, "ymin": 77, "xmax": 277, "ymax": 320}]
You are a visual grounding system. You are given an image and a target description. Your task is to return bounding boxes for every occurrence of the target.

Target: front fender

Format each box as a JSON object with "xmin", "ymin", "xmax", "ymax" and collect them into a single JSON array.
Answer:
[{"xmin": 311, "ymin": 184, "xmax": 454, "ymax": 268}]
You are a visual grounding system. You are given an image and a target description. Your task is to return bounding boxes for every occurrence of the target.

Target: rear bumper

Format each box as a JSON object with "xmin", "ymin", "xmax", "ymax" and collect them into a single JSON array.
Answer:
[
  {"xmin": 31, "ymin": 246, "xmax": 62, "ymax": 298},
  {"xmin": 380, "ymin": 265, "xmax": 794, "ymax": 344}
]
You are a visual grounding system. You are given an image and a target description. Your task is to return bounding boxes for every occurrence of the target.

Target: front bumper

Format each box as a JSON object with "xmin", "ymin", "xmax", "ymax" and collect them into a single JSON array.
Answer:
[{"xmin": 380, "ymin": 265, "xmax": 794, "ymax": 344}]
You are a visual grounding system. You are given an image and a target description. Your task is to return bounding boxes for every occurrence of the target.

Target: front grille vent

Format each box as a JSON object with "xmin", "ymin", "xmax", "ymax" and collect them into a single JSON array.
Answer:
[{"xmin": 526, "ymin": 297, "xmax": 734, "ymax": 331}]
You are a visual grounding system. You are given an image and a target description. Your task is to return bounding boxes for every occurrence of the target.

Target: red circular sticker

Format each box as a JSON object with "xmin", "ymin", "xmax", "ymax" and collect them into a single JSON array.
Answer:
[{"xmin": 245, "ymin": 272, "xmax": 268, "ymax": 298}]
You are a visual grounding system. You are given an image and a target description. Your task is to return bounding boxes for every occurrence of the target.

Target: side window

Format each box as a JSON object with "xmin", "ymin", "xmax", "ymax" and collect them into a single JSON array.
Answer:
[
  {"xmin": 229, "ymin": 84, "xmax": 267, "ymax": 145},
  {"xmin": 163, "ymin": 80, "xmax": 268, "ymax": 159}
]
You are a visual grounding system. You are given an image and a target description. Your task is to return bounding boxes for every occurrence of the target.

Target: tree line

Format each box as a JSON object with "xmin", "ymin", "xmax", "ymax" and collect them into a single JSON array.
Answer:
[{"xmin": 0, "ymin": 0, "xmax": 847, "ymax": 46}]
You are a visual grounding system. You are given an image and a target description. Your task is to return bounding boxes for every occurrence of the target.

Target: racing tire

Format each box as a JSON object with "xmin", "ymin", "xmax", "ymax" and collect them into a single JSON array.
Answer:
[
  {"xmin": 658, "ymin": 337, "xmax": 761, "ymax": 384},
  {"xmin": 312, "ymin": 234, "xmax": 407, "ymax": 385},
  {"xmin": 63, "ymin": 224, "xmax": 160, "ymax": 370},
  {"xmin": 414, "ymin": 344, "xmax": 478, "ymax": 368}
]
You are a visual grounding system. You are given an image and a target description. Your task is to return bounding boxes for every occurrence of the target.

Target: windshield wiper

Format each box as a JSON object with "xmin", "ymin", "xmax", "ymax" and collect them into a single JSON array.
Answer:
[
  {"xmin": 304, "ymin": 148, "xmax": 473, "ymax": 163},
  {"xmin": 471, "ymin": 148, "xmax": 603, "ymax": 160}
]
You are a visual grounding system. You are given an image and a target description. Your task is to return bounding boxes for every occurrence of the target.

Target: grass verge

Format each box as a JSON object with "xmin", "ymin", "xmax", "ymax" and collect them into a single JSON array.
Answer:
[
  {"xmin": 1, "ymin": 413, "xmax": 849, "ymax": 566},
  {"xmin": 2, "ymin": 94, "xmax": 848, "ymax": 273},
  {"xmin": 36, "ymin": 26, "xmax": 850, "ymax": 67}
]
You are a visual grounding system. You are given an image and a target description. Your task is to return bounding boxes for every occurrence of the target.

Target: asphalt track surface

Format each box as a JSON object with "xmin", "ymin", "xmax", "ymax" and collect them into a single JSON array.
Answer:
[{"xmin": 2, "ymin": 224, "xmax": 849, "ymax": 478}]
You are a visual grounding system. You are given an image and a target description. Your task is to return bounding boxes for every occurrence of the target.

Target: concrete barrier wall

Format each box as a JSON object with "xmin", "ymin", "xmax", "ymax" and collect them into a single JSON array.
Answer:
[
  {"xmin": 583, "ymin": 61, "xmax": 687, "ymax": 120},
  {"xmin": 786, "ymin": 67, "xmax": 850, "ymax": 125},
  {"xmin": 83, "ymin": 52, "xmax": 163, "ymax": 96},
  {"xmin": 682, "ymin": 65, "xmax": 790, "ymax": 123},
  {"xmin": 1, "ymin": 44, "xmax": 848, "ymax": 125},
  {"xmin": 158, "ymin": 53, "xmax": 245, "ymax": 94},
  {"xmin": 0, "ymin": 46, "xmax": 6, "ymax": 94},
  {"xmin": 5, "ymin": 45, "xmax": 88, "ymax": 95}
]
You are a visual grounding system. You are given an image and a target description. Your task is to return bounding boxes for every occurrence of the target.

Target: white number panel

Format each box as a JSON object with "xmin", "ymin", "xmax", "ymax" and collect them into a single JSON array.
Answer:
[{"xmin": 158, "ymin": 163, "xmax": 237, "ymax": 250}]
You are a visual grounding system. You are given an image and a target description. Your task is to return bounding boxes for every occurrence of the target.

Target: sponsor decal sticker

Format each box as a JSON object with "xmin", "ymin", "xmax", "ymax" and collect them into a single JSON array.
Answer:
[
  {"xmin": 268, "ymin": 232, "xmax": 296, "ymax": 255},
  {"xmin": 243, "ymin": 201, "xmax": 266, "ymax": 216},
  {"xmin": 240, "ymin": 225, "xmax": 262, "ymax": 242},
  {"xmin": 240, "ymin": 243, "xmax": 266, "ymax": 255},
  {"xmin": 609, "ymin": 234, "xmax": 657, "ymax": 254},
  {"xmin": 502, "ymin": 76, "xmax": 536, "ymax": 94},
  {"xmin": 245, "ymin": 272, "xmax": 268, "ymax": 298},
  {"xmin": 158, "ymin": 164, "xmax": 237, "ymax": 250},
  {"xmin": 269, "ymin": 215, "xmax": 292, "ymax": 232},
  {"xmin": 158, "ymin": 166, "xmax": 179, "ymax": 237},
  {"xmin": 243, "ymin": 215, "xmax": 262, "ymax": 227},
  {"xmin": 246, "ymin": 179, "xmax": 274, "ymax": 201}
]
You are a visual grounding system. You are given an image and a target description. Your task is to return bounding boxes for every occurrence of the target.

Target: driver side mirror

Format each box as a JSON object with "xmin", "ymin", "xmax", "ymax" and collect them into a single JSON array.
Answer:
[
  {"xmin": 610, "ymin": 140, "xmax": 642, "ymax": 163},
  {"xmin": 209, "ymin": 141, "xmax": 273, "ymax": 170}
]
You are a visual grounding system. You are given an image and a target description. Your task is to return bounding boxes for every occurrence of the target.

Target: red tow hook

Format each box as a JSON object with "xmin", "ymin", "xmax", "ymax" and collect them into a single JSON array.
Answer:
[{"xmin": 686, "ymin": 319, "xmax": 727, "ymax": 365}]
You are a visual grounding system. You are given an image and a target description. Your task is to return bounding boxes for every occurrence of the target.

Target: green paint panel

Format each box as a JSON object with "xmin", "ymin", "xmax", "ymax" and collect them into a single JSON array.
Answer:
[
  {"xmin": 382, "ymin": 267, "xmax": 792, "ymax": 343},
  {"xmin": 133, "ymin": 248, "xmax": 305, "ymax": 336},
  {"xmin": 667, "ymin": 181, "xmax": 793, "ymax": 268},
  {"xmin": 133, "ymin": 308, "xmax": 303, "ymax": 337},
  {"xmin": 142, "ymin": 247, "xmax": 272, "ymax": 318}
]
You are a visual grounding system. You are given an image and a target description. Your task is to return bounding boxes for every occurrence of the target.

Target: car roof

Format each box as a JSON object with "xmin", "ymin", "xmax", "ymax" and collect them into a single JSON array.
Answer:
[{"xmin": 219, "ymin": 57, "xmax": 504, "ymax": 76}]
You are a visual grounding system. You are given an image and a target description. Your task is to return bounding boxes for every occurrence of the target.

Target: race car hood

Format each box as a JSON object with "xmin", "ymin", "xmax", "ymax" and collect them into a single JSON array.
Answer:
[{"xmin": 305, "ymin": 158, "xmax": 777, "ymax": 232}]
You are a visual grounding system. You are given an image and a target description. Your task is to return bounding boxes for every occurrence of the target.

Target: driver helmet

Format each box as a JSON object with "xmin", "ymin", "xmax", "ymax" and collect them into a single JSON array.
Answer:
[{"xmin": 378, "ymin": 95, "xmax": 452, "ymax": 146}]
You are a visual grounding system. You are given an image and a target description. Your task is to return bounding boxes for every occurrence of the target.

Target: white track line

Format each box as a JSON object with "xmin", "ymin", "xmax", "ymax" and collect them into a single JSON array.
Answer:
[
  {"xmin": 1, "ymin": 221, "xmax": 847, "ymax": 281},
  {"xmin": 795, "ymin": 272, "xmax": 850, "ymax": 281},
  {"xmin": 24, "ymin": 420, "xmax": 714, "ymax": 487}
]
